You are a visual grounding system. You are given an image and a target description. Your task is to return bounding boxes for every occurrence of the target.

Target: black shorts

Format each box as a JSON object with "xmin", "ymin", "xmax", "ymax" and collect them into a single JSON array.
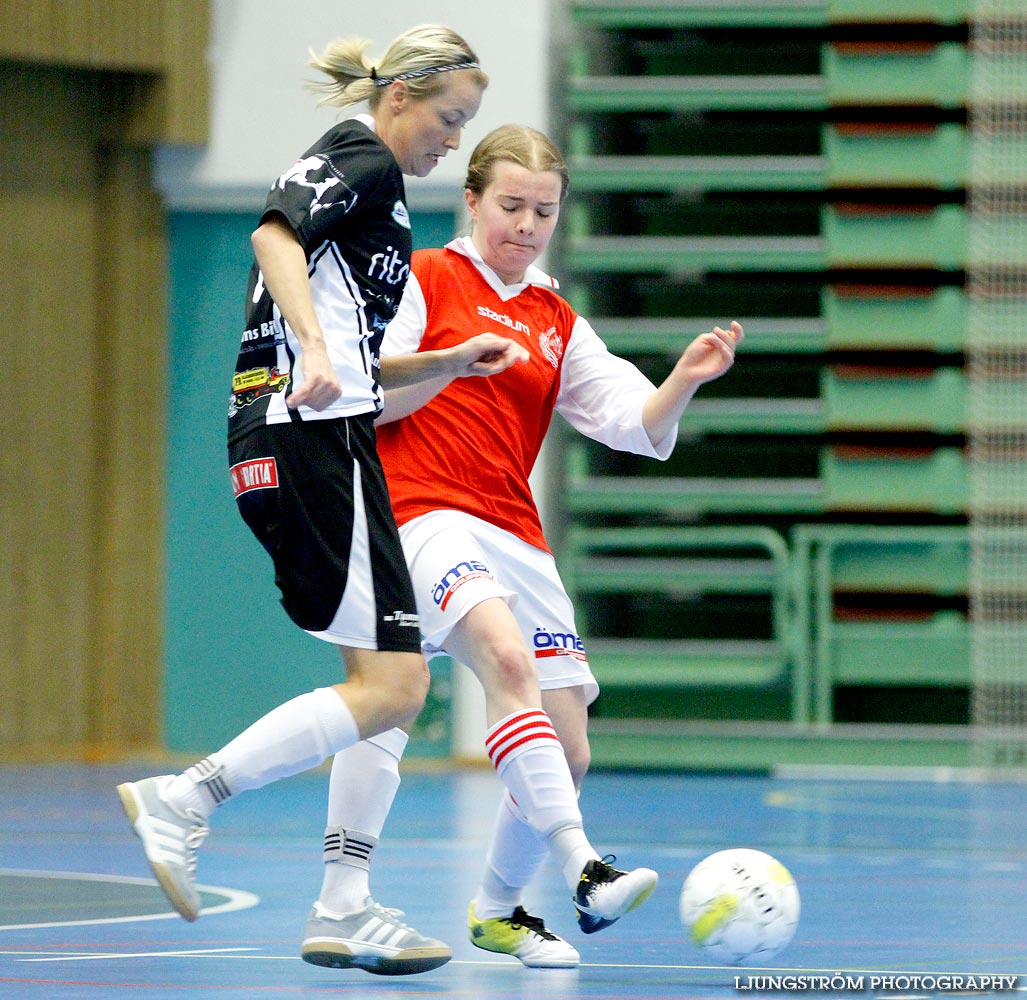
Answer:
[{"xmin": 228, "ymin": 414, "xmax": 421, "ymax": 653}]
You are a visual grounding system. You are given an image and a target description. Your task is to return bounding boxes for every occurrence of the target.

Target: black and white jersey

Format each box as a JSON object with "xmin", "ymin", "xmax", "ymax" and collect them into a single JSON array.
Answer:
[{"xmin": 228, "ymin": 115, "xmax": 412, "ymax": 442}]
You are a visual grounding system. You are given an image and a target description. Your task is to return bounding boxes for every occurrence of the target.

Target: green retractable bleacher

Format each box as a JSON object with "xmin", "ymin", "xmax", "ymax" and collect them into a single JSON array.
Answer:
[{"xmin": 556, "ymin": 1, "xmax": 975, "ymax": 770}]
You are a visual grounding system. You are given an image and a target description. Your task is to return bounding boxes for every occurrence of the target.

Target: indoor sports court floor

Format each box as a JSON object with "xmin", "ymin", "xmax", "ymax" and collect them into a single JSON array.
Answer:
[{"xmin": 1, "ymin": 761, "xmax": 1025, "ymax": 999}]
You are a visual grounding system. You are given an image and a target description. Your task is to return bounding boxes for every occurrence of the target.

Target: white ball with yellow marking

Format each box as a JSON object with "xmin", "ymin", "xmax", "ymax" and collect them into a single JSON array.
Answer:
[{"xmin": 679, "ymin": 848, "xmax": 799, "ymax": 965}]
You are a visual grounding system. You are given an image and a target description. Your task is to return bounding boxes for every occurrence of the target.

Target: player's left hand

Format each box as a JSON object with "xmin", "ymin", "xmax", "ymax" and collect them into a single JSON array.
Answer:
[
  {"xmin": 680, "ymin": 320, "xmax": 743, "ymax": 385},
  {"xmin": 451, "ymin": 333, "xmax": 530, "ymax": 378}
]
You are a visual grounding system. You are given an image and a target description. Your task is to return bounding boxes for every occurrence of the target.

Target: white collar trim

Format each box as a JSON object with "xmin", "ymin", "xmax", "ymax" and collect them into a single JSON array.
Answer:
[{"xmin": 444, "ymin": 236, "xmax": 559, "ymax": 297}]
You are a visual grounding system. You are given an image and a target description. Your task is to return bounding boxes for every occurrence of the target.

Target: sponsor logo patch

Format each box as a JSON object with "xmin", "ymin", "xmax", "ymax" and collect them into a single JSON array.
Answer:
[
  {"xmin": 230, "ymin": 457, "xmax": 279, "ymax": 497},
  {"xmin": 432, "ymin": 559, "xmax": 494, "ymax": 611},
  {"xmin": 231, "ymin": 366, "xmax": 290, "ymax": 408},
  {"xmin": 477, "ymin": 304, "xmax": 530, "ymax": 336},
  {"xmin": 392, "ymin": 200, "xmax": 411, "ymax": 229},
  {"xmin": 532, "ymin": 627, "xmax": 587, "ymax": 660},
  {"xmin": 369, "ymin": 245, "xmax": 409, "ymax": 285}
]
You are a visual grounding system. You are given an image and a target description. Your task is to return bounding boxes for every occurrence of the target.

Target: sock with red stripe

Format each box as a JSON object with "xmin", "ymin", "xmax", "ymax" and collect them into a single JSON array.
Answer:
[{"xmin": 485, "ymin": 709, "xmax": 599, "ymax": 892}]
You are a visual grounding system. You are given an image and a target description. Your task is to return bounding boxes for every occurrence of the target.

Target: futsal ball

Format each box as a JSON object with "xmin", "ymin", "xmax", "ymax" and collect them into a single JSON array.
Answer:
[{"xmin": 679, "ymin": 848, "xmax": 800, "ymax": 965}]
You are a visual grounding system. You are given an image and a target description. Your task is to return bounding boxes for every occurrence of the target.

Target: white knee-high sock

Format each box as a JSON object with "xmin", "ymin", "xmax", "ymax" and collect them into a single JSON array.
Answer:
[
  {"xmin": 326, "ymin": 727, "xmax": 408, "ymax": 833},
  {"xmin": 165, "ymin": 687, "xmax": 359, "ymax": 818},
  {"xmin": 474, "ymin": 790, "xmax": 547, "ymax": 920},
  {"xmin": 318, "ymin": 728, "xmax": 408, "ymax": 914},
  {"xmin": 485, "ymin": 709, "xmax": 597, "ymax": 892}
]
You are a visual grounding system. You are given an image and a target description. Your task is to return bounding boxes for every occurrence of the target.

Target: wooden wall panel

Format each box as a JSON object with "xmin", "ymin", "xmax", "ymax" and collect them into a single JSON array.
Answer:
[
  {"xmin": 0, "ymin": 0, "xmax": 209, "ymax": 143},
  {"xmin": 156, "ymin": 0, "xmax": 210, "ymax": 145},
  {"xmin": 90, "ymin": 144, "xmax": 166, "ymax": 753},
  {"xmin": 0, "ymin": 0, "xmax": 165, "ymax": 69},
  {"xmin": 0, "ymin": 1, "xmax": 209, "ymax": 757},
  {"xmin": 0, "ymin": 65, "xmax": 101, "ymax": 751}
]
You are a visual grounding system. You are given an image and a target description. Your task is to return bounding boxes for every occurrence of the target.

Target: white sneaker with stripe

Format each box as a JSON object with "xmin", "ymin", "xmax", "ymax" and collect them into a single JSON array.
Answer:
[
  {"xmin": 116, "ymin": 775, "xmax": 210, "ymax": 922},
  {"xmin": 300, "ymin": 898, "xmax": 452, "ymax": 976}
]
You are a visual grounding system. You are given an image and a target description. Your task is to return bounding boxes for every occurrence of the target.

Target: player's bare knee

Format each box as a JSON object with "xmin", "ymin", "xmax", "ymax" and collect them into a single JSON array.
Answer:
[
  {"xmin": 488, "ymin": 638, "xmax": 537, "ymax": 700},
  {"xmin": 390, "ymin": 659, "xmax": 430, "ymax": 722},
  {"xmin": 361, "ymin": 653, "xmax": 429, "ymax": 726}
]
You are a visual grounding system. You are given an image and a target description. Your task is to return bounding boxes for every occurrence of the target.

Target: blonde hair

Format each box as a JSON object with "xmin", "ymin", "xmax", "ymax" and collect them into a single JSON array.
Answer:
[
  {"xmin": 465, "ymin": 124, "xmax": 570, "ymax": 202},
  {"xmin": 308, "ymin": 24, "xmax": 487, "ymax": 110}
]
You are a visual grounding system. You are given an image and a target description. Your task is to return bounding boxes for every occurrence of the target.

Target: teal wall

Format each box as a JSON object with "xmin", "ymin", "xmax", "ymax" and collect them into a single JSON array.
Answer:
[{"xmin": 165, "ymin": 208, "xmax": 460, "ymax": 756}]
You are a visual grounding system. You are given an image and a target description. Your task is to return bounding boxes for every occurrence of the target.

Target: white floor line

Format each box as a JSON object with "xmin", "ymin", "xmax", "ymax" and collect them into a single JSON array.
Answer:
[
  {"xmin": 0, "ymin": 868, "xmax": 259, "ymax": 930},
  {"xmin": 19, "ymin": 947, "xmax": 261, "ymax": 963}
]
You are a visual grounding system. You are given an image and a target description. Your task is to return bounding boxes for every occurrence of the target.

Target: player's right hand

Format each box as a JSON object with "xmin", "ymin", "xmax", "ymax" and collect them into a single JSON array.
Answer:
[
  {"xmin": 287, "ymin": 343, "xmax": 343, "ymax": 410},
  {"xmin": 454, "ymin": 332, "xmax": 530, "ymax": 378}
]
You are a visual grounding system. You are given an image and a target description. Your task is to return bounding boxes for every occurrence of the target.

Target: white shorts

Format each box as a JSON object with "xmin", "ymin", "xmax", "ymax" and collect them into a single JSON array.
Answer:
[{"xmin": 398, "ymin": 510, "xmax": 599, "ymax": 703}]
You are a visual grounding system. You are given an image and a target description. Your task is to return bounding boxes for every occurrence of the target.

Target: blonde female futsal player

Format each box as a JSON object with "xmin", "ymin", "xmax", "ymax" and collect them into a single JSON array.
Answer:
[
  {"xmin": 317, "ymin": 124, "xmax": 742, "ymax": 968},
  {"xmin": 116, "ymin": 27, "xmax": 528, "ymax": 978}
]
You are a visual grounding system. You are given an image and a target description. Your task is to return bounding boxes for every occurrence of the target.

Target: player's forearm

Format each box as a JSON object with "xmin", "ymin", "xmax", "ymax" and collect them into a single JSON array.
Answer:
[
  {"xmin": 642, "ymin": 366, "xmax": 701, "ymax": 445},
  {"xmin": 378, "ymin": 349, "xmax": 467, "ymax": 389},
  {"xmin": 377, "ymin": 377, "xmax": 450, "ymax": 424}
]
